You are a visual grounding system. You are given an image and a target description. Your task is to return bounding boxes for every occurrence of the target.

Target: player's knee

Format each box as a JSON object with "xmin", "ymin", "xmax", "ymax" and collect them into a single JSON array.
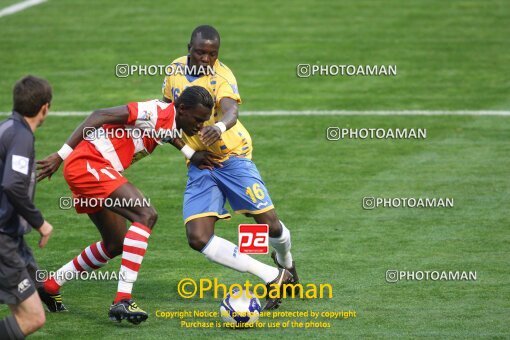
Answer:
[
  {"xmin": 137, "ymin": 207, "xmax": 158, "ymax": 229},
  {"xmin": 185, "ymin": 219, "xmax": 214, "ymax": 252},
  {"xmin": 187, "ymin": 234, "xmax": 211, "ymax": 252},
  {"xmin": 187, "ymin": 237, "xmax": 206, "ymax": 252}
]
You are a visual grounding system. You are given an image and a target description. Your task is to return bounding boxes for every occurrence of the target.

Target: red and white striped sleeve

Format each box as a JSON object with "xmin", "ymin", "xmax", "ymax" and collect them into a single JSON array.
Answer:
[{"xmin": 126, "ymin": 100, "xmax": 159, "ymax": 130}]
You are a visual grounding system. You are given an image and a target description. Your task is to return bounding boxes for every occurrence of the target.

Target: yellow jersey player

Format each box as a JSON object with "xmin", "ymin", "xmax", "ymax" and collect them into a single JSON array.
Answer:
[{"xmin": 162, "ymin": 25, "xmax": 299, "ymax": 310}]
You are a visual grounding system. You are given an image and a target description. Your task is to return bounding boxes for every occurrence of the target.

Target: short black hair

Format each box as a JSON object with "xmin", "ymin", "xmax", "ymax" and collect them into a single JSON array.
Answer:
[
  {"xmin": 13, "ymin": 75, "xmax": 52, "ymax": 117},
  {"xmin": 175, "ymin": 86, "xmax": 214, "ymax": 111},
  {"xmin": 190, "ymin": 25, "xmax": 220, "ymax": 45}
]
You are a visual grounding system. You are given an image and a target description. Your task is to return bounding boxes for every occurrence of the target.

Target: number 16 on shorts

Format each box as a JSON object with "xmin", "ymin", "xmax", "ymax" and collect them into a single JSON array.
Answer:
[{"xmin": 238, "ymin": 224, "xmax": 269, "ymax": 254}]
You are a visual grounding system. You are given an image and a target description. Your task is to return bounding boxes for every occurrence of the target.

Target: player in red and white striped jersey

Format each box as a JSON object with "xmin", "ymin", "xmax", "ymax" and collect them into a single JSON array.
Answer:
[{"xmin": 36, "ymin": 86, "xmax": 217, "ymax": 324}]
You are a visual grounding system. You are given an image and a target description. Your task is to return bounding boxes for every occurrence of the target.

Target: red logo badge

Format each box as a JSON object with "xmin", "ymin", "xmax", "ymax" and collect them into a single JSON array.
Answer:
[{"xmin": 238, "ymin": 224, "xmax": 269, "ymax": 254}]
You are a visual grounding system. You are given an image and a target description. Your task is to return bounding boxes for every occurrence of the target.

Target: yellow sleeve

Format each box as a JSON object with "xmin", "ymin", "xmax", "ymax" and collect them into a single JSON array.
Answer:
[
  {"xmin": 216, "ymin": 68, "xmax": 241, "ymax": 104},
  {"xmin": 162, "ymin": 75, "xmax": 173, "ymax": 101}
]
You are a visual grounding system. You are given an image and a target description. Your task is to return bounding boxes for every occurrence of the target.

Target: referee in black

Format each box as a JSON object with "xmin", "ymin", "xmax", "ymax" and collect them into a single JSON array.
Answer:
[{"xmin": 0, "ymin": 76, "xmax": 54, "ymax": 339}]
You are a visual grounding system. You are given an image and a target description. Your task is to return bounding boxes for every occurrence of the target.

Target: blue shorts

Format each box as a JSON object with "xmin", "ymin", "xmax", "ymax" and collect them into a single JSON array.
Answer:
[{"xmin": 183, "ymin": 157, "xmax": 274, "ymax": 224}]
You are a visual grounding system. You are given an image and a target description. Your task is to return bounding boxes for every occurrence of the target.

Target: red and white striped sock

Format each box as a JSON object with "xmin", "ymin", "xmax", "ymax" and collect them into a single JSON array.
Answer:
[
  {"xmin": 44, "ymin": 241, "xmax": 112, "ymax": 294},
  {"xmin": 114, "ymin": 222, "xmax": 152, "ymax": 303}
]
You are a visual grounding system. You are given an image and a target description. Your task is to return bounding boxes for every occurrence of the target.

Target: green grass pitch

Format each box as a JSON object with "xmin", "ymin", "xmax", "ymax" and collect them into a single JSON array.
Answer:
[{"xmin": 0, "ymin": 0, "xmax": 509, "ymax": 338}]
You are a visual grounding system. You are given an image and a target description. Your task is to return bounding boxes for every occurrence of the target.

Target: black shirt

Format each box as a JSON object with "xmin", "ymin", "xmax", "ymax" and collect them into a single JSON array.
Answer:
[{"xmin": 0, "ymin": 112, "xmax": 44, "ymax": 236}]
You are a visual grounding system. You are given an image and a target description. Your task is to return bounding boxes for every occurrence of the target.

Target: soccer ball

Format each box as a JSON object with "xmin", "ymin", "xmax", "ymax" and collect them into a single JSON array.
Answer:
[{"xmin": 219, "ymin": 288, "xmax": 261, "ymax": 326}]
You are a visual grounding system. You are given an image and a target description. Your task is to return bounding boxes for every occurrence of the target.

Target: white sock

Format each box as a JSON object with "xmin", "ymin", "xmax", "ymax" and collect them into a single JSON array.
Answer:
[
  {"xmin": 269, "ymin": 221, "xmax": 293, "ymax": 268},
  {"xmin": 54, "ymin": 261, "xmax": 76, "ymax": 286},
  {"xmin": 54, "ymin": 241, "xmax": 111, "ymax": 286},
  {"xmin": 202, "ymin": 235, "xmax": 279, "ymax": 283}
]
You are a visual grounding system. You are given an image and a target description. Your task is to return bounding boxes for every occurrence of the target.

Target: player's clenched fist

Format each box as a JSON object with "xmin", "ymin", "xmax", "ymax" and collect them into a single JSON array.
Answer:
[{"xmin": 190, "ymin": 151, "xmax": 223, "ymax": 170}]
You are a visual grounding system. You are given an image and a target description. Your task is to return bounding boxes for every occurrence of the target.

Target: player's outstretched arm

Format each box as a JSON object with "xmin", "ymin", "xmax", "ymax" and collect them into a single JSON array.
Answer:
[
  {"xmin": 199, "ymin": 97, "xmax": 238, "ymax": 146},
  {"xmin": 36, "ymin": 105, "xmax": 130, "ymax": 181}
]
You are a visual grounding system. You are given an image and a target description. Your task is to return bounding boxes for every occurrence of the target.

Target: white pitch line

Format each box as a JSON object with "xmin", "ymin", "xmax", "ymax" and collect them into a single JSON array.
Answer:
[
  {"xmin": 0, "ymin": 110, "xmax": 509, "ymax": 117},
  {"xmin": 0, "ymin": 0, "xmax": 47, "ymax": 18}
]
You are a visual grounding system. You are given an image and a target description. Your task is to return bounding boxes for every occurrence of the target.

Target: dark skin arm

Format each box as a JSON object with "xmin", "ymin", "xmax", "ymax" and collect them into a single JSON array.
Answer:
[
  {"xmin": 199, "ymin": 97, "xmax": 238, "ymax": 146},
  {"xmin": 36, "ymin": 106, "xmax": 129, "ymax": 181}
]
